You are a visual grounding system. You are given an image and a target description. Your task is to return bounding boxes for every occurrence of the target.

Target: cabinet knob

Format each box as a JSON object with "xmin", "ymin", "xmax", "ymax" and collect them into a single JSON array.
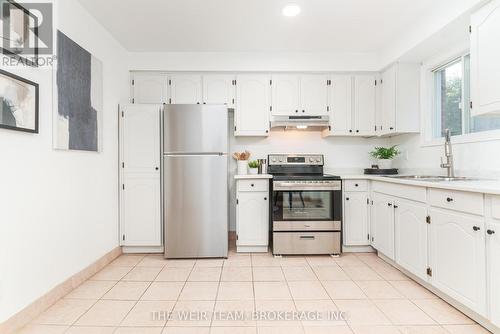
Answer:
[
  {"xmin": 394, "ymin": 205, "xmax": 399, "ymax": 209},
  {"xmin": 295, "ymin": 110, "xmax": 299, "ymax": 113},
  {"xmin": 302, "ymin": 110, "xmax": 305, "ymax": 113},
  {"xmin": 388, "ymin": 203, "xmax": 393, "ymax": 207},
  {"xmin": 251, "ymin": 184, "xmax": 255, "ymax": 187},
  {"xmin": 355, "ymin": 184, "xmax": 359, "ymax": 187},
  {"xmin": 264, "ymin": 197, "xmax": 268, "ymax": 201},
  {"xmin": 155, "ymin": 167, "xmax": 159, "ymax": 171},
  {"xmin": 390, "ymin": 127, "xmax": 394, "ymax": 130},
  {"xmin": 356, "ymin": 130, "xmax": 360, "ymax": 133},
  {"xmin": 349, "ymin": 130, "xmax": 353, "ymax": 133},
  {"xmin": 446, "ymin": 197, "xmax": 454, "ymax": 202},
  {"xmin": 346, "ymin": 197, "xmax": 350, "ymax": 201},
  {"xmin": 473, "ymin": 226, "xmax": 481, "ymax": 231},
  {"xmin": 487, "ymin": 229, "xmax": 496, "ymax": 235}
]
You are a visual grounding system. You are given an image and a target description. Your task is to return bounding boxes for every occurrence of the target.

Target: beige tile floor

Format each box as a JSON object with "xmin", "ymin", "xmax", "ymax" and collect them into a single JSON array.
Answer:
[{"xmin": 16, "ymin": 250, "xmax": 492, "ymax": 334}]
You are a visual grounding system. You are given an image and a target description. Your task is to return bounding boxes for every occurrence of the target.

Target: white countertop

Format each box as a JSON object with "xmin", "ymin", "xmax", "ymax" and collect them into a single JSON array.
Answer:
[
  {"xmin": 339, "ymin": 174, "xmax": 500, "ymax": 195},
  {"xmin": 234, "ymin": 174, "xmax": 273, "ymax": 180}
]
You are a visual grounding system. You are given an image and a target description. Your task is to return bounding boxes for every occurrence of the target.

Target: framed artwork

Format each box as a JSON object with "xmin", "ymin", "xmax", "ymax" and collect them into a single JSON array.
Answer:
[
  {"xmin": 0, "ymin": 69, "xmax": 39, "ymax": 133},
  {"xmin": 54, "ymin": 30, "xmax": 103, "ymax": 152},
  {"xmin": 0, "ymin": 0, "xmax": 39, "ymax": 67}
]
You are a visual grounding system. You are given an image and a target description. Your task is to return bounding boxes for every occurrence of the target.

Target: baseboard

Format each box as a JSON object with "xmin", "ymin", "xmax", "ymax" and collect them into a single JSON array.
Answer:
[
  {"xmin": 0, "ymin": 246, "xmax": 122, "ymax": 334},
  {"xmin": 122, "ymin": 246, "xmax": 164, "ymax": 254},
  {"xmin": 342, "ymin": 245, "xmax": 375, "ymax": 253}
]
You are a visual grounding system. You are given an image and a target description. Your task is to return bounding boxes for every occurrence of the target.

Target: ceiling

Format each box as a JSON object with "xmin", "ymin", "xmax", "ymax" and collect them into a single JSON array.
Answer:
[{"xmin": 77, "ymin": 0, "xmax": 465, "ymax": 53}]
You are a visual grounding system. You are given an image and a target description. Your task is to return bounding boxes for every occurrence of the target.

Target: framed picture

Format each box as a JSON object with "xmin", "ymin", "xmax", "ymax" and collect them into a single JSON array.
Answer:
[
  {"xmin": 0, "ymin": 0, "xmax": 39, "ymax": 67},
  {"xmin": 0, "ymin": 69, "xmax": 39, "ymax": 133}
]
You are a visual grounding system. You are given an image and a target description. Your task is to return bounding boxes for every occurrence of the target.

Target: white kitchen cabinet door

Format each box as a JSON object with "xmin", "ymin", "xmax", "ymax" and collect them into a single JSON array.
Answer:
[
  {"xmin": 120, "ymin": 104, "xmax": 162, "ymax": 247},
  {"xmin": 429, "ymin": 208, "xmax": 486, "ymax": 315},
  {"xmin": 394, "ymin": 199, "xmax": 428, "ymax": 281},
  {"xmin": 487, "ymin": 219, "xmax": 500, "ymax": 327},
  {"xmin": 132, "ymin": 73, "xmax": 168, "ymax": 104},
  {"xmin": 471, "ymin": 0, "xmax": 500, "ymax": 116},
  {"xmin": 170, "ymin": 74, "xmax": 202, "ymax": 104},
  {"xmin": 237, "ymin": 191, "xmax": 269, "ymax": 247},
  {"xmin": 381, "ymin": 65, "xmax": 397, "ymax": 134},
  {"xmin": 372, "ymin": 192, "xmax": 395, "ymax": 260},
  {"xmin": 354, "ymin": 75, "xmax": 376, "ymax": 136},
  {"xmin": 272, "ymin": 75, "xmax": 300, "ymax": 116},
  {"xmin": 202, "ymin": 75, "xmax": 235, "ymax": 107},
  {"xmin": 300, "ymin": 74, "xmax": 329, "ymax": 115},
  {"xmin": 329, "ymin": 75, "xmax": 353, "ymax": 135},
  {"xmin": 344, "ymin": 192, "xmax": 370, "ymax": 246},
  {"xmin": 235, "ymin": 75, "xmax": 271, "ymax": 136},
  {"xmin": 122, "ymin": 176, "xmax": 162, "ymax": 246}
]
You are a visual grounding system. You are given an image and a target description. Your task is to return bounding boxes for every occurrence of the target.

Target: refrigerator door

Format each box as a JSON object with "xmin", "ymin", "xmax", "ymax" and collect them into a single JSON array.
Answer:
[
  {"xmin": 164, "ymin": 104, "xmax": 228, "ymax": 154},
  {"xmin": 164, "ymin": 154, "xmax": 228, "ymax": 258}
]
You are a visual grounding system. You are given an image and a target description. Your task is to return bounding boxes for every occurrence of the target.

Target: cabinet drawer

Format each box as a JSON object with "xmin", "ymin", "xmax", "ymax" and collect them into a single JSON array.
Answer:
[
  {"xmin": 429, "ymin": 189, "xmax": 484, "ymax": 216},
  {"xmin": 274, "ymin": 221, "xmax": 341, "ymax": 231},
  {"xmin": 344, "ymin": 180, "xmax": 368, "ymax": 192},
  {"xmin": 238, "ymin": 180, "xmax": 269, "ymax": 192},
  {"xmin": 372, "ymin": 181, "xmax": 427, "ymax": 202},
  {"xmin": 273, "ymin": 232, "xmax": 341, "ymax": 255}
]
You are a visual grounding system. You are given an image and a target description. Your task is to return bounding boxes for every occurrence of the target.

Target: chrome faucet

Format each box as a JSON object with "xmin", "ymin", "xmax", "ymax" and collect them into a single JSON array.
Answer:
[{"xmin": 440, "ymin": 129, "xmax": 455, "ymax": 178}]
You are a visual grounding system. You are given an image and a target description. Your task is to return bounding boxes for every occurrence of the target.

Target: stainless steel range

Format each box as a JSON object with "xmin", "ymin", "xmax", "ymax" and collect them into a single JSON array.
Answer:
[{"xmin": 268, "ymin": 154, "xmax": 342, "ymax": 256}]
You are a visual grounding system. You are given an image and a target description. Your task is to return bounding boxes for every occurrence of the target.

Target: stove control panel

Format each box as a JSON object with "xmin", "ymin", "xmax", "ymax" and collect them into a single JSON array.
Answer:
[{"xmin": 268, "ymin": 154, "xmax": 324, "ymax": 166}]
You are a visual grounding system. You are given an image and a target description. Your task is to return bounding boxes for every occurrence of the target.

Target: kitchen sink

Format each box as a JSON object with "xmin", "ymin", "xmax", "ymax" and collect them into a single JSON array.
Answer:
[{"xmin": 387, "ymin": 175, "xmax": 481, "ymax": 182}]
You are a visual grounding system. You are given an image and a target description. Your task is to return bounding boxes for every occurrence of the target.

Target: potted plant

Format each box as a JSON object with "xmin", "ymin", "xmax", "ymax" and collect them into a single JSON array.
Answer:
[
  {"xmin": 233, "ymin": 151, "xmax": 251, "ymax": 175},
  {"xmin": 248, "ymin": 160, "xmax": 260, "ymax": 175},
  {"xmin": 370, "ymin": 145, "xmax": 400, "ymax": 169}
]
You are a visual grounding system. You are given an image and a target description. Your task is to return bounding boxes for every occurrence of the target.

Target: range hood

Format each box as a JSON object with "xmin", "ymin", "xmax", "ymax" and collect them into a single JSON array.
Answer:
[{"xmin": 270, "ymin": 115, "xmax": 330, "ymax": 130}]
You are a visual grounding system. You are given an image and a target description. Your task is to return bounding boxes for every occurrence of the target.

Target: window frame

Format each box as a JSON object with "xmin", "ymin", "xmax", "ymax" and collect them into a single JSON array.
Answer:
[{"xmin": 421, "ymin": 47, "xmax": 500, "ymax": 147}]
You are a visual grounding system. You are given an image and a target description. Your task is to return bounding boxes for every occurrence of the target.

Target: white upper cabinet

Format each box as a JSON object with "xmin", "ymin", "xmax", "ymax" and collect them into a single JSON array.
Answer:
[
  {"xmin": 381, "ymin": 65, "xmax": 397, "ymax": 134},
  {"xmin": 471, "ymin": 0, "xmax": 500, "ymax": 116},
  {"xmin": 272, "ymin": 75, "xmax": 300, "ymax": 116},
  {"xmin": 429, "ymin": 208, "xmax": 486, "ymax": 315},
  {"xmin": 235, "ymin": 75, "xmax": 271, "ymax": 136},
  {"xmin": 300, "ymin": 74, "xmax": 330, "ymax": 115},
  {"xmin": 394, "ymin": 199, "xmax": 428, "ymax": 281},
  {"xmin": 132, "ymin": 73, "xmax": 168, "ymax": 104},
  {"xmin": 354, "ymin": 75, "xmax": 376, "ymax": 136},
  {"xmin": 169, "ymin": 74, "xmax": 203, "ymax": 104},
  {"xmin": 329, "ymin": 75, "xmax": 353, "ymax": 135},
  {"xmin": 202, "ymin": 75, "xmax": 235, "ymax": 107},
  {"xmin": 379, "ymin": 63, "xmax": 420, "ymax": 136}
]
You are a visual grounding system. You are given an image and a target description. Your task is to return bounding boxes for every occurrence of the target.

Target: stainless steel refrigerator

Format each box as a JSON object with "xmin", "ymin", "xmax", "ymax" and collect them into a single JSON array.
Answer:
[{"xmin": 163, "ymin": 104, "xmax": 228, "ymax": 259}]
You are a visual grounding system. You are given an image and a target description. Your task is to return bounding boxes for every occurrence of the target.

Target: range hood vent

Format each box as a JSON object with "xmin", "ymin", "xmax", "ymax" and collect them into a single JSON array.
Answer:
[{"xmin": 270, "ymin": 115, "xmax": 330, "ymax": 130}]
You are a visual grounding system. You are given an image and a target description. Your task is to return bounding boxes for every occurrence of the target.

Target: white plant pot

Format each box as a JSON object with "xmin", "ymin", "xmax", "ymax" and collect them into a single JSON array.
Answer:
[
  {"xmin": 237, "ymin": 160, "xmax": 248, "ymax": 175},
  {"xmin": 378, "ymin": 159, "xmax": 393, "ymax": 169},
  {"xmin": 249, "ymin": 168, "xmax": 258, "ymax": 175}
]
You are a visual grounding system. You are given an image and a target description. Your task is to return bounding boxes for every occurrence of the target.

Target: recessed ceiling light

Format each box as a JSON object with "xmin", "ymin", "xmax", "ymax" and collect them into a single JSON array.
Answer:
[{"xmin": 282, "ymin": 4, "xmax": 301, "ymax": 17}]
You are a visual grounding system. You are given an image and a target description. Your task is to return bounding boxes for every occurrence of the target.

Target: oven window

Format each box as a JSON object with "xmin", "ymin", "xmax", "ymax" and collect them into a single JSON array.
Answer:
[{"xmin": 273, "ymin": 191, "xmax": 333, "ymax": 221}]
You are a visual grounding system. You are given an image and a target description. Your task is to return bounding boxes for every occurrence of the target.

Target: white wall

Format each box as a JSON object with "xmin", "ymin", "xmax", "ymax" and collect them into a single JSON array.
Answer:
[
  {"xmin": 391, "ymin": 134, "xmax": 500, "ymax": 178},
  {"xmin": 0, "ymin": 0, "xmax": 128, "ymax": 323},
  {"xmin": 127, "ymin": 51, "xmax": 380, "ymax": 72}
]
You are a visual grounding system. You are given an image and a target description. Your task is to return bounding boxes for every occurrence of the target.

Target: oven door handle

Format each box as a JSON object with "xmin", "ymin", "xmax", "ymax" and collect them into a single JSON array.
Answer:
[{"xmin": 273, "ymin": 184, "xmax": 341, "ymax": 191}]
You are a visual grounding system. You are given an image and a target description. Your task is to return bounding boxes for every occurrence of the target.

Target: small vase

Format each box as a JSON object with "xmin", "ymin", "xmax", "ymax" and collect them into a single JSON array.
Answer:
[
  {"xmin": 378, "ymin": 159, "xmax": 393, "ymax": 169},
  {"xmin": 249, "ymin": 168, "xmax": 258, "ymax": 175},
  {"xmin": 237, "ymin": 160, "xmax": 248, "ymax": 175}
]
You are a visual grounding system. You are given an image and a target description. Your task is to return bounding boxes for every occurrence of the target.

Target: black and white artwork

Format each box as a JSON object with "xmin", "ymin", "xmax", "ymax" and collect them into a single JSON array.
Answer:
[
  {"xmin": 0, "ymin": 69, "xmax": 39, "ymax": 133},
  {"xmin": 54, "ymin": 30, "xmax": 102, "ymax": 152}
]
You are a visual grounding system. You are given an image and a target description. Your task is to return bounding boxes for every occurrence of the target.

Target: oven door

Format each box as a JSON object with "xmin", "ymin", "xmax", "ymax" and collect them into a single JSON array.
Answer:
[{"xmin": 272, "ymin": 181, "xmax": 342, "ymax": 231}]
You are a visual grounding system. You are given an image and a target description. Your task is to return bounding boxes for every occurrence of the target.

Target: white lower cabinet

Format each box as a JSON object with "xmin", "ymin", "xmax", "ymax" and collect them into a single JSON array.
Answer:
[
  {"xmin": 236, "ymin": 179, "xmax": 269, "ymax": 252},
  {"xmin": 394, "ymin": 199, "xmax": 428, "ymax": 281},
  {"xmin": 371, "ymin": 192, "xmax": 395, "ymax": 260},
  {"xmin": 487, "ymin": 218, "xmax": 500, "ymax": 327},
  {"xmin": 429, "ymin": 208, "xmax": 486, "ymax": 315},
  {"xmin": 344, "ymin": 191, "xmax": 370, "ymax": 246}
]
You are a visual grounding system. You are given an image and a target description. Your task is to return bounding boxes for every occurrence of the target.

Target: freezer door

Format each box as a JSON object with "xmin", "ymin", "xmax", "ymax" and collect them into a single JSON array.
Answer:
[
  {"xmin": 164, "ymin": 154, "xmax": 228, "ymax": 258},
  {"xmin": 163, "ymin": 105, "xmax": 228, "ymax": 154}
]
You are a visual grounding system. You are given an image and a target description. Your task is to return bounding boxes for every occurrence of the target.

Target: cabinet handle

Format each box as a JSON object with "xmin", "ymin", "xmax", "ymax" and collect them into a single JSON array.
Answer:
[
  {"xmin": 446, "ymin": 197, "xmax": 454, "ymax": 202},
  {"xmin": 473, "ymin": 226, "xmax": 481, "ymax": 231},
  {"xmin": 394, "ymin": 205, "xmax": 399, "ymax": 209},
  {"xmin": 390, "ymin": 127, "xmax": 394, "ymax": 130},
  {"xmin": 300, "ymin": 236, "xmax": 315, "ymax": 240},
  {"xmin": 487, "ymin": 229, "xmax": 496, "ymax": 235},
  {"xmin": 388, "ymin": 203, "xmax": 393, "ymax": 207}
]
